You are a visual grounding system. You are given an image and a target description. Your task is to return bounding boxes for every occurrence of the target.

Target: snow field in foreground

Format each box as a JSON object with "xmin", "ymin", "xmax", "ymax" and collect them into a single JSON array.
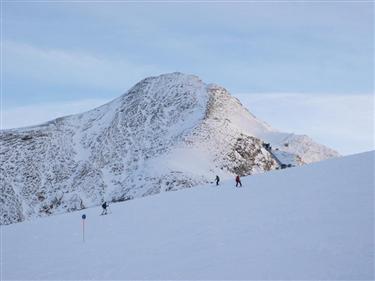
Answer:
[{"xmin": 2, "ymin": 151, "xmax": 374, "ymax": 280}]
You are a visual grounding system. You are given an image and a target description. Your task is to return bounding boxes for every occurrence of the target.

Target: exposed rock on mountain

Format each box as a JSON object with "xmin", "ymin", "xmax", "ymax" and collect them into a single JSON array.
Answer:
[{"xmin": 0, "ymin": 73, "xmax": 339, "ymax": 224}]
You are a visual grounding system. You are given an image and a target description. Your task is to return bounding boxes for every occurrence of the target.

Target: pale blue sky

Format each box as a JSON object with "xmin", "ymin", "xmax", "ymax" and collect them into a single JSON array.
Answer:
[{"xmin": 1, "ymin": 1, "xmax": 374, "ymax": 154}]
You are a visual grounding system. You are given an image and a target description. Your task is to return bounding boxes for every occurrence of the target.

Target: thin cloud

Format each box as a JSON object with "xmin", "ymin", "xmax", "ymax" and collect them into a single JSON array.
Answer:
[
  {"xmin": 4, "ymin": 40, "xmax": 165, "ymax": 90},
  {"xmin": 234, "ymin": 93, "xmax": 374, "ymax": 155}
]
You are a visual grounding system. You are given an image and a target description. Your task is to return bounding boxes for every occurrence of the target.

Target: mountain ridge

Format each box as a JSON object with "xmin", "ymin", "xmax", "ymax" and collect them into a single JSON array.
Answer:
[{"xmin": 0, "ymin": 72, "xmax": 339, "ymax": 224}]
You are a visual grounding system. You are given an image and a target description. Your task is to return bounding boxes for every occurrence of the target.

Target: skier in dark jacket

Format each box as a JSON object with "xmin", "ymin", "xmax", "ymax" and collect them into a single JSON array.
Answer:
[
  {"xmin": 215, "ymin": 175, "xmax": 220, "ymax": 186},
  {"xmin": 235, "ymin": 175, "xmax": 242, "ymax": 187},
  {"xmin": 101, "ymin": 201, "xmax": 108, "ymax": 215}
]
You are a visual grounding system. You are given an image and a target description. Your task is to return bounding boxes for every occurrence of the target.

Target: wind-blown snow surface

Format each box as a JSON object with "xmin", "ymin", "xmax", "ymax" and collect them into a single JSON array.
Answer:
[
  {"xmin": 2, "ymin": 151, "xmax": 373, "ymax": 280},
  {"xmin": 0, "ymin": 73, "xmax": 338, "ymax": 225}
]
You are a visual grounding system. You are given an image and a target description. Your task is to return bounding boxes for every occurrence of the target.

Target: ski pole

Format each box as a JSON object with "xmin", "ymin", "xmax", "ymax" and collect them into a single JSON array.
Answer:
[{"xmin": 81, "ymin": 214, "xmax": 86, "ymax": 242}]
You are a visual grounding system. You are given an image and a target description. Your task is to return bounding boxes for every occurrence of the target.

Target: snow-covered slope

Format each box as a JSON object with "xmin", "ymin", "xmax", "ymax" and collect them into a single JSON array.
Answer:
[
  {"xmin": 0, "ymin": 73, "xmax": 339, "ymax": 225},
  {"xmin": 2, "ymin": 151, "xmax": 373, "ymax": 280}
]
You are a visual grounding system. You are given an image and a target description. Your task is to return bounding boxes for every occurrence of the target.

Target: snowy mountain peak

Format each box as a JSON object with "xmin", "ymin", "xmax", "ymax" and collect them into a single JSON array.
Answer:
[
  {"xmin": 0, "ymin": 73, "xmax": 339, "ymax": 224},
  {"xmin": 123, "ymin": 72, "xmax": 206, "ymax": 101}
]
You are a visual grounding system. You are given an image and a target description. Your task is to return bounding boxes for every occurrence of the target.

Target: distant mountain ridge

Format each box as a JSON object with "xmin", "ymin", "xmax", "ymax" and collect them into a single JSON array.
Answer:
[{"xmin": 0, "ymin": 73, "xmax": 339, "ymax": 224}]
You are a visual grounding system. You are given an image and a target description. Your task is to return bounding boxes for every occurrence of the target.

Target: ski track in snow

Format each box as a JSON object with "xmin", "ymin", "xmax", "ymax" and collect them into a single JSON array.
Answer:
[{"xmin": 2, "ymin": 151, "xmax": 373, "ymax": 280}]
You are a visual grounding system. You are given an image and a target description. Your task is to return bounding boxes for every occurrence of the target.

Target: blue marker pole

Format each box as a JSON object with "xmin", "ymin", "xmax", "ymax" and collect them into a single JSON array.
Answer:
[{"xmin": 82, "ymin": 214, "xmax": 86, "ymax": 242}]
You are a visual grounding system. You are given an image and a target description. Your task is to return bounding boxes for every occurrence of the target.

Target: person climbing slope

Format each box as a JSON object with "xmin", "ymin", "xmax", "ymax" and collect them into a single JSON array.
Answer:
[
  {"xmin": 215, "ymin": 175, "xmax": 220, "ymax": 186},
  {"xmin": 235, "ymin": 175, "xmax": 242, "ymax": 187},
  {"xmin": 101, "ymin": 201, "xmax": 109, "ymax": 215}
]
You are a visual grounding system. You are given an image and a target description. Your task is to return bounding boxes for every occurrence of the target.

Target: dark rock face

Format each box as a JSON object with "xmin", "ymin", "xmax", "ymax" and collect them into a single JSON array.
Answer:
[{"xmin": 228, "ymin": 135, "xmax": 275, "ymax": 176}]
